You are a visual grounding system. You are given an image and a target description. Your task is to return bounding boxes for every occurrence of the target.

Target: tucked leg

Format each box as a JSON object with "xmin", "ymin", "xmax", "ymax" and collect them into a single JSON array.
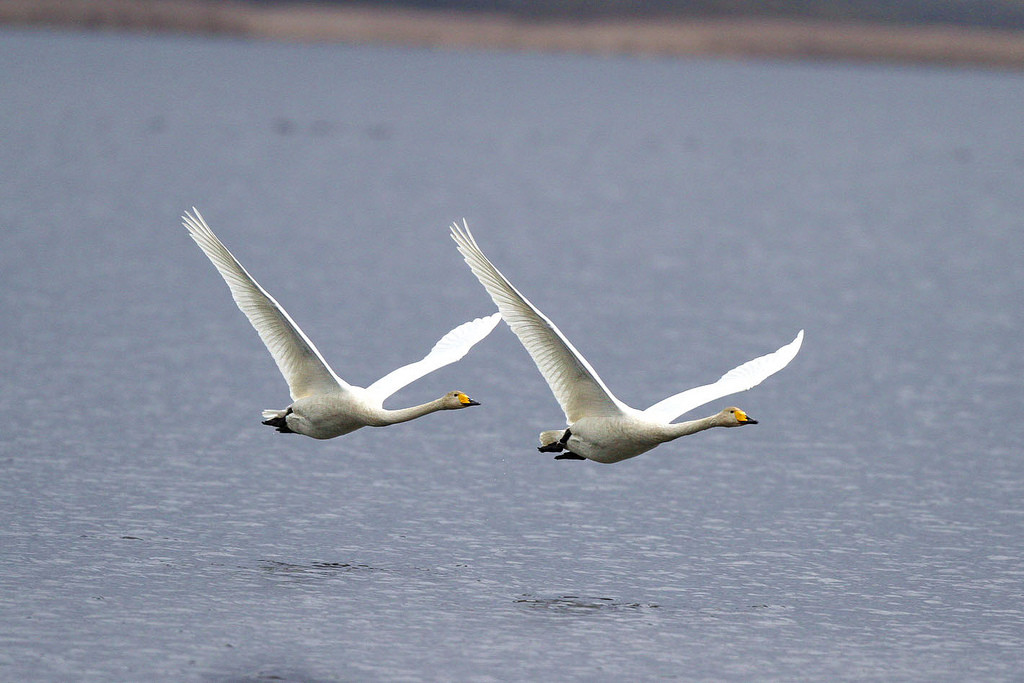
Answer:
[
  {"xmin": 538, "ymin": 428, "xmax": 572, "ymax": 453},
  {"xmin": 262, "ymin": 407, "xmax": 295, "ymax": 433}
]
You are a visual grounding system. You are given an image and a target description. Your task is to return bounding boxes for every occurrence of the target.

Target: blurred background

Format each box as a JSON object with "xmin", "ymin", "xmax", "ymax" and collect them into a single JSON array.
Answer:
[{"xmin": 3, "ymin": 0, "xmax": 1024, "ymax": 67}]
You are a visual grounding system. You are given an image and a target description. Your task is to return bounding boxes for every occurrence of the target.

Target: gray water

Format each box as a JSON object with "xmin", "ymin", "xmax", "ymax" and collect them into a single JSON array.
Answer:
[{"xmin": 1, "ymin": 28, "xmax": 1022, "ymax": 681}]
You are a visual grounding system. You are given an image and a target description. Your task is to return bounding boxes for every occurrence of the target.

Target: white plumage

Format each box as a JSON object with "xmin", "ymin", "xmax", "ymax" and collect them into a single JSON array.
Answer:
[
  {"xmin": 450, "ymin": 220, "xmax": 802, "ymax": 463},
  {"xmin": 183, "ymin": 209, "xmax": 499, "ymax": 439}
]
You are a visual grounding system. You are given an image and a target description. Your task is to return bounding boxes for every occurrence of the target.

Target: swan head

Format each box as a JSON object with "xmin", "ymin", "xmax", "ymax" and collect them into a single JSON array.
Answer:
[
  {"xmin": 721, "ymin": 406, "xmax": 758, "ymax": 426},
  {"xmin": 444, "ymin": 391, "xmax": 481, "ymax": 409}
]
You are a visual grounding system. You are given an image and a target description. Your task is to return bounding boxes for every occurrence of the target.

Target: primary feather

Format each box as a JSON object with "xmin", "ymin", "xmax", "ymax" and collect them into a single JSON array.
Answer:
[
  {"xmin": 450, "ymin": 221, "xmax": 628, "ymax": 423},
  {"xmin": 184, "ymin": 208, "xmax": 346, "ymax": 400},
  {"xmin": 642, "ymin": 329, "xmax": 804, "ymax": 423}
]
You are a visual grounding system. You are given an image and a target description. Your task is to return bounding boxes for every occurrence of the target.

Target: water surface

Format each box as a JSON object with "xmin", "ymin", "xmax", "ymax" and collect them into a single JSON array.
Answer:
[{"xmin": 1, "ymin": 29, "xmax": 1022, "ymax": 681}]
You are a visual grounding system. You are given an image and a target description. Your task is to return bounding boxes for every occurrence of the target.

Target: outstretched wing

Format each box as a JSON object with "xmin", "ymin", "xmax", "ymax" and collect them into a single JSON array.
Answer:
[
  {"xmin": 642, "ymin": 330, "xmax": 804, "ymax": 423},
  {"xmin": 450, "ymin": 221, "xmax": 629, "ymax": 423},
  {"xmin": 364, "ymin": 313, "xmax": 501, "ymax": 402},
  {"xmin": 182, "ymin": 208, "xmax": 349, "ymax": 400}
]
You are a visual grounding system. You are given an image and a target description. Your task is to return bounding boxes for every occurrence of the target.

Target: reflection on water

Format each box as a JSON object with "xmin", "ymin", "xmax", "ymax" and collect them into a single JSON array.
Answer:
[
  {"xmin": 514, "ymin": 594, "xmax": 660, "ymax": 613},
  {"xmin": 255, "ymin": 560, "xmax": 384, "ymax": 586},
  {"xmin": 258, "ymin": 560, "xmax": 382, "ymax": 575}
]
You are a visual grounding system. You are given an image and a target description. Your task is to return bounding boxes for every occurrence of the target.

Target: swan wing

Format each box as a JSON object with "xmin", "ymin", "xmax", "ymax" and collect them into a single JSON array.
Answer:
[
  {"xmin": 642, "ymin": 329, "xmax": 804, "ymax": 423},
  {"xmin": 450, "ymin": 221, "xmax": 628, "ymax": 423},
  {"xmin": 364, "ymin": 312, "xmax": 501, "ymax": 402},
  {"xmin": 183, "ymin": 209, "xmax": 350, "ymax": 400}
]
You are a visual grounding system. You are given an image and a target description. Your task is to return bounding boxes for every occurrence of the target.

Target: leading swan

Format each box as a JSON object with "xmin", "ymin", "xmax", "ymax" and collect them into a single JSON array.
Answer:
[
  {"xmin": 183, "ymin": 209, "xmax": 499, "ymax": 439},
  {"xmin": 450, "ymin": 221, "xmax": 803, "ymax": 463}
]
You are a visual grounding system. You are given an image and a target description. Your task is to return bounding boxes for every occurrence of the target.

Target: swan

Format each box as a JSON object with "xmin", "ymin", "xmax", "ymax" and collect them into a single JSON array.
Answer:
[
  {"xmin": 450, "ymin": 221, "xmax": 803, "ymax": 464},
  {"xmin": 182, "ymin": 209, "xmax": 500, "ymax": 439}
]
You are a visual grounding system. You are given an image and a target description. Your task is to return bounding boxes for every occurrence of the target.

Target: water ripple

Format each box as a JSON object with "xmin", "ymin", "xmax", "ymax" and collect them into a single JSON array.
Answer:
[{"xmin": 514, "ymin": 593, "xmax": 659, "ymax": 613}]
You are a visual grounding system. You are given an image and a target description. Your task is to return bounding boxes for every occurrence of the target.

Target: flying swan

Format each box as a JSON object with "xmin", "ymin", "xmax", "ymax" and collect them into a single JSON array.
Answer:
[
  {"xmin": 183, "ymin": 209, "xmax": 500, "ymax": 439},
  {"xmin": 450, "ymin": 221, "xmax": 803, "ymax": 463}
]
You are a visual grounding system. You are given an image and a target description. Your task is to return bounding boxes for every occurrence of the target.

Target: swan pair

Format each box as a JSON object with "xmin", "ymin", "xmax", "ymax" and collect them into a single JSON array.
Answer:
[{"xmin": 184, "ymin": 209, "xmax": 802, "ymax": 463}]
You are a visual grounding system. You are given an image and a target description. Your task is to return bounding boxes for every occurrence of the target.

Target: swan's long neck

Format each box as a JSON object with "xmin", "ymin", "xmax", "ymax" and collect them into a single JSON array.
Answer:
[
  {"xmin": 658, "ymin": 413, "xmax": 723, "ymax": 443},
  {"xmin": 375, "ymin": 397, "xmax": 448, "ymax": 426}
]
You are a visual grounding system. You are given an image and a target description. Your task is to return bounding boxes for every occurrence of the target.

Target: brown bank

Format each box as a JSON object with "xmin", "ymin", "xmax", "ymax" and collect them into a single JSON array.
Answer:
[{"xmin": 3, "ymin": 0, "xmax": 1024, "ymax": 68}]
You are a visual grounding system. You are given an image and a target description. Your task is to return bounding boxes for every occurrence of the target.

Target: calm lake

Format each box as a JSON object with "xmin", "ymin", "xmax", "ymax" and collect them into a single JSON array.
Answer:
[{"xmin": 1, "ymin": 28, "xmax": 1022, "ymax": 681}]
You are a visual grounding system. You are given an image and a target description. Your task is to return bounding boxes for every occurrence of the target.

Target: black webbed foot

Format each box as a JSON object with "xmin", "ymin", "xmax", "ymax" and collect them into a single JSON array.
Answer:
[
  {"xmin": 262, "ymin": 409, "xmax": 294, "ymax": 433},
  {"xmin": 538, "ymin": 428, "xmax": 572, "ymax": 453},
  {"xmin": 554, "ymin": 452, "xmax": 586, "ymax": 461}
]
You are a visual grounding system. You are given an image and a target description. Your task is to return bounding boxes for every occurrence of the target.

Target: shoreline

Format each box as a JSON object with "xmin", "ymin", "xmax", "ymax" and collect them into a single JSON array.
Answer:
[{"xmin": 3, "ymin": 0, "xmax": 1024, "ymax": 68}]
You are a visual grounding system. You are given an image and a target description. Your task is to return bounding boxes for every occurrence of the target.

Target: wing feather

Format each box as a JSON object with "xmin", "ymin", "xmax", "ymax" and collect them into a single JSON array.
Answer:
[
  {"xmin": 450, "ymin": 221, "xmax": 627, "ymax": 423},
  {"xmin": 182, "ymin": 209, "xmax": 348, "ymax": 400},
  {"xmin": 364, "ymin": 313, "xmax": 501, "ymax": 402},
  {"xmin": 642, "ymin": 330, "xmax": 804, "ymax": 423}
]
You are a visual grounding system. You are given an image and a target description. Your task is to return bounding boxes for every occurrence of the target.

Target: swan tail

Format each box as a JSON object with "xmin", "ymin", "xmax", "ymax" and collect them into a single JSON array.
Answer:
[
  {"xmin": 539, "ymin": 430, "xmax": 564, "ymax": 447},
  {"xmin": 261, "ymin": 408, "xmax": 294, "ymax": 433}
]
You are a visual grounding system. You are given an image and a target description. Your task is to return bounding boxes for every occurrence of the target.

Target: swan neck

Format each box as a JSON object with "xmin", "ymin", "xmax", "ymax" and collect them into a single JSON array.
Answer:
[
  {"xmin": 661, "ymin": 414, "xmax": 721, "ymax": 441},
  {"xmin": 377, "ymin": 397, "xmax": 446, "ymax": 425}
]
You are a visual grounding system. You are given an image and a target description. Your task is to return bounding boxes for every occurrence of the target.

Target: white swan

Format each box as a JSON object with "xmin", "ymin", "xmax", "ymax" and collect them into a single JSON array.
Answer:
[
  {"xmin": 183, "ymin": 209, "xmax": 500, "ymax": 439},
  {"xmin": 450, "ymin": 221, "xmax": 803, "ymax": 463}
]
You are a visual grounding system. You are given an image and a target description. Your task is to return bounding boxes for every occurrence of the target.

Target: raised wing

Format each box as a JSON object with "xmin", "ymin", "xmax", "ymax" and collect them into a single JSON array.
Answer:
[
  {"xmin": 364, "ymin": 313, "xmax": 501, "ymax": 402},
  {"xmin": 183, "ymin": 208, "xmax": 349, "ymax": 400},
  {"xmin": 450, "ymin": 221, "xmax": 629, "ymax": 423},
  {"xmin": 642, "ymin": 329, "xmax": 804, "ymax": 423}
]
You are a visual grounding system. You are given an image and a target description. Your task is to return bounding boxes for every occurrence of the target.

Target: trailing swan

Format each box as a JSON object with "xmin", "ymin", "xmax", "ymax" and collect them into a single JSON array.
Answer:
[
  {"xmin": 450, "ymin": 221, "xmax": 803, "ymax": 463},
  {"xmin": 183, "ymin": 209, "xmax": 499, "ymax": 439}
]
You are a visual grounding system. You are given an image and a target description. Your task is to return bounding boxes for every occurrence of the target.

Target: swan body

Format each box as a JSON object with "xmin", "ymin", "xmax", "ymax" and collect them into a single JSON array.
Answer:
[
  {"xmin": 450, "ymin": 221, "xmax": 803, "ymax": 463},
  {"xmin": 183, "ymin": 209, "xmax": 500, "ymax": 439}
]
